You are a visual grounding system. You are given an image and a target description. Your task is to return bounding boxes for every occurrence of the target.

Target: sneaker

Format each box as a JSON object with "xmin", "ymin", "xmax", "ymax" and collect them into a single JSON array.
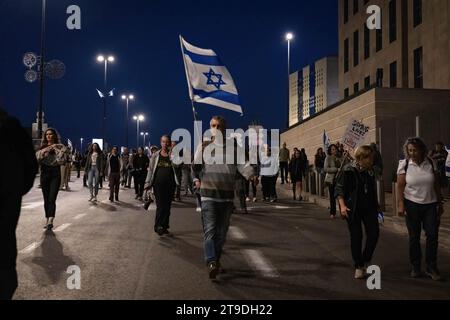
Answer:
[
  {"xmin": 208, "ymin": 261, "xmax": 219, "ymax": 279},
  {"xmin": 196, "ymin": 207, "xmax": 202, "ymax": 213},
  {"xmin": 138, "ymin": 197, "xmax": 143, "ymax": 201},
  {"xmin": 115, "ymin": 196, "xmax": 119, "ymax": 202},
  {"xmin": 245, "ymin": 197, "xmax": 250, "ymax": 202},
  {"xmin": 135, "ymin": 195, "xmax": 139, "ymax": 200},
  {"xmin": 411, "ymin": 267, "xmax": 422, "ymax": 278},
  {"xmin": 270, "ymin": 198, "xmax": 277, "ymax": 203},
  {"xmin": 156, "ymin": 227, "xmax": 164, "ymax": 236},
  {"xmin": 253, "ymin": 197, "xmax": 257, "ymax": 202},
  {"xmin": 94, "ymin": 196, "xmax": 97, "ymax": 202},
  {"xmin": 354, "ymin": 268, "xmax": 366, "ymax": 279},
  {"xmin": 330, "ymin": 214, "xmax": 336, "ymax": 219},
  {"xmin": 425, "ymin": 268, "xmax": 443, "ymax": 281},
  {"xmin": 89, "ymin": 196, "xmax": 94, "ymax": 202}
]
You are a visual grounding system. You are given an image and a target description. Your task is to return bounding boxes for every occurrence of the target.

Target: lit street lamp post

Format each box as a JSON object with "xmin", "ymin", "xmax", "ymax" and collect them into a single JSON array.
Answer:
[
  {"xmin": 97, "ymin": 55, "xmax": 115, "ymax": 144},
  {"xmin": 80, "ymin": 138, "xmax": 84, "ymax": 153},
  {"xmin": 133, "ymin": 115, "xmax": 144, "ymax": 148},
  {"xmin": 285, "ymin": 32, "xmax": 293, "ymax": 128},
  {"xmin": 121, "ymin": 94, "xmax": 134, "ymax": 147},
  {"xmin": 141, "ymin": 132, "xmax": 149, "ymax": 148},
  {"xmin": 37, "ymin": 0, "xmax": 47, "ymax": 139}
]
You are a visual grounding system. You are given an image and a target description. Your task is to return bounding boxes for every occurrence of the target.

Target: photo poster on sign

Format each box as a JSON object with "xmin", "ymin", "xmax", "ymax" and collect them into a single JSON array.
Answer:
[
  {"xmin": 92, "ymin": 139, "xmax": 103, "ymax": 151},
  {"xmin": 342, "ymin": 119, "xmax": 370, "ymax": 151}
]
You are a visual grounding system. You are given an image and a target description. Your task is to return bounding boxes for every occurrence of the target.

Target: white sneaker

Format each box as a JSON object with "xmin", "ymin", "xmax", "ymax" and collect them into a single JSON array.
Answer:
[
  {"xmin": 196, "ymin": 207, "xmax": 202, "ymax": 213},
  {"xmin": 253, "ymin": 197, "xmax": 257, "ymax": 202},
  {"xmin": 354, "ymin": 268, "xmax": 366, "ymax": 279},
  {"xmin": 245, "ymin": 197, "xmax": 250, "ymax": 202}
]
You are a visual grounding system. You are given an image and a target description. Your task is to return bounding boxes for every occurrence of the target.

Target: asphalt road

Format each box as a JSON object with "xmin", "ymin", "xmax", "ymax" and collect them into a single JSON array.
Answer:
[{"xmin": 13, "ymin": 173, "xmax": 450, "ymax": 300}]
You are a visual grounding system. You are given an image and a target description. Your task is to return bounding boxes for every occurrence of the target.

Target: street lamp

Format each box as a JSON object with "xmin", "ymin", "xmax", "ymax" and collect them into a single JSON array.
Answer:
[
  {"xmin": 80, "ymin": 138, "xmax": 84, "ymax": 153},
  {"xmin": 285, "ymin": 32, "xmax": 294, "ymax": 128},
  {"xmin": 121, "ymin": 94, "xmax": 135, "ymax": 147},
  {"xmin": 36, "ymin": 0, "xmax": 47, "ymax": 139},
  {"xmin": 97, "ymin": 54, "xmax": 115, "ymax": 144},
  {"xmin": 133, "ymin": 114, "xmax": 144, "ymax": 148},
  {"xmin": 141, "ymin": 132, "xmax": 149, "ymax": 148}
]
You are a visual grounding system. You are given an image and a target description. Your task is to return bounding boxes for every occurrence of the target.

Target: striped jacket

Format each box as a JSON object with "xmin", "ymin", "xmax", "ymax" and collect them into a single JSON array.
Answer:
[{"xmin": 192, "ymin": 139, "xmax": 255, "ymax": 202}]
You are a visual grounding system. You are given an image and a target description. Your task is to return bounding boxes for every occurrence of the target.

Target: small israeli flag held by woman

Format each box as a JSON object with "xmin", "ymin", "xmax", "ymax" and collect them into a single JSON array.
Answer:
[{"xmin": 180, "ymin": 36, "xmax": 243, "ymax": 115}]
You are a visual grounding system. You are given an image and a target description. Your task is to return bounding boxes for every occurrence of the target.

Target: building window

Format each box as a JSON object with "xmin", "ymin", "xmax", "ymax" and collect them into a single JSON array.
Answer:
[
  {"xmin": 354, "ymin": 82, "xmax": 359, "ymax": 94},
  {"xmin": 344, "ymin": 0, "xmax": 349, "ymax": 23},
  {"xmin": 353, "ymin": 0, "xmax": 359, "ymax": 14},
  {"xmin": 389, "ymin": 0, "xmax": 397, "ymax": 43},
  {"xmin": 414, "ymin": 47, "xmax": 423, "ymax": 88},
  {"xmin": 413, "ymin": 0, "xmax": 422, "ymax": 27},
  {"xmin": 344, "ymin": 38, "xmax": 349, "ymax": 72},
  {"xmin": 353, "ymin": 30, "xmax": 359, "ymax": 67},
  {"xmin": 389, "ymin": 61, "xmax": 397, "ymax": 87},
  {"xmin": 364, "ymin": 24, "xmax": 370, "ymax": 59},
  {"xmin": 376, "ymin": 68, "xmax": 384, "ymax": 87},
  {"xmin": 364, "ymin": 76, "xmax": 371, "ymax": 89},
  {"xmin": 376, "ymin": 28, "xmax": 382, "ymax": 51},
  {"xmin": 344, "ymin": 88, "xmax": 349, "ymax": 98}
]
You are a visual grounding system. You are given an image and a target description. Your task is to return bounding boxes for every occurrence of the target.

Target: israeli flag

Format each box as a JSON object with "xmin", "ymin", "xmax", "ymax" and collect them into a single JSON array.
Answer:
[{"xmin": 180, "ymin": 36, "xmax": 243, "ymax": 115}]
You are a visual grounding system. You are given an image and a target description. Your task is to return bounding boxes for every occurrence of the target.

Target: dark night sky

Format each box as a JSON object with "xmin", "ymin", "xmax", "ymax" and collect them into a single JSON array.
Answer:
[{"xmin": 0, "ymin": 0, "xmax": 338, "ymax": 150}]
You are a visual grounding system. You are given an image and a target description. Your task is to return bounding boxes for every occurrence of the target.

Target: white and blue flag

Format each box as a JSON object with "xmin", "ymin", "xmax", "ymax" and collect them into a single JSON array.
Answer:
[{"xmin": 180, "ymin": 36, "xmax": 243, "ymax": 115}]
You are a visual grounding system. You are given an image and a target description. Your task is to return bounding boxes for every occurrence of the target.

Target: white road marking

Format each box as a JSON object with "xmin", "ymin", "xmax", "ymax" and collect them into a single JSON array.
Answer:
[
  {"xmin": 73, "ymin": 213, "xmax": 87, "ymax": 220},
  {"xmin": 19, "ymin": 241, "xmax": 42, "ymax": 254},
  {"xmin": 242, "ymin": 249, "xmax": 280, "ymax": 278},
  {"xmin": 21, "ymin": 201, "xmax": 44, "ymax": 209},
  {"xmin": 273, "ymin": 205, "xmax": 290, "ymax": 209},
  {"xmin": 228, "ymin": 226, "xmax": 247, "ymax": 240},
  {"xmin": 54, "ymin": 223, "xmax": 71, "ymax": 232}
]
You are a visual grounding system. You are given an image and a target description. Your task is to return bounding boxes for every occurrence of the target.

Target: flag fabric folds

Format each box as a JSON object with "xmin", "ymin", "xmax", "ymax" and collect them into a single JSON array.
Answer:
[{"xmin": 180, "ymin": 36, "xmax": 243, "ymax": 115}]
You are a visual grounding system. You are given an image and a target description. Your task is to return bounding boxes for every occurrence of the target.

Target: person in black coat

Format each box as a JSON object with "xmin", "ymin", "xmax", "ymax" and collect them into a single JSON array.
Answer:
[
  {"xmin": 133, "ymin": 147, "xmax": 150, "ymax": 201},
  {"xmin": 0, "ymin": 109, "xmax": 38, "ymax": 300},
  {"xmin": 289, "ymin": 149, "xmax": 304, "ymax": 200},
  {"xmin": 335, "ymin": 145, "xmax": 380, "ymax": 280}
]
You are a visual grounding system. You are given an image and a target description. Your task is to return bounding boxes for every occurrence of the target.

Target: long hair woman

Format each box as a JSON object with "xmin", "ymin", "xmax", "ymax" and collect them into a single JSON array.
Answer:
[
  {"xmin": 397, "ymin": 137, "xmax": 444, "ymax": 281},
  {"xmin": 84, "ymin": 143, "xmax": 104, "ymax": 202},
  {"xmin": 324, "ymin": 144, "xmax": 342, "ymax": 218},
  {"xmin": 289, "ymin": 149, "xmax": 305, "ymax": 201},
  {"xmin": 36, "ymin": 128, "xmax": 68, "ymax": 230}
]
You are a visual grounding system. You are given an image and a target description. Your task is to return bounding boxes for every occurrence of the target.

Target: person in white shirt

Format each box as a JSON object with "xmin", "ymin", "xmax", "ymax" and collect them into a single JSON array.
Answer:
[{"xmin": 397, "ymin": 137, "xmax": 444, "ymax": 281}]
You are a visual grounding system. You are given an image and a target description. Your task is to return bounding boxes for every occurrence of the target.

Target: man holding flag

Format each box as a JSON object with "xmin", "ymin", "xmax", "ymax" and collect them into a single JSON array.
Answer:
[{"xmin": 181, "ymin": 36, "xmax": 258, "ymax": 279}]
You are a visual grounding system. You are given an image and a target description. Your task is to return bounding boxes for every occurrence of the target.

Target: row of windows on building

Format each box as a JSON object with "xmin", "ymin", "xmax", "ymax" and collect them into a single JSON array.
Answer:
[
  {"xmin": 343, "ymin": 0, "xmax": 423, "ymax": 73},
  {"xmin": 343, "ymin": 0, "xmax": 422, "ymax": 27},
  {"xmin": 343, "ymin": 46, "xmax": 423, "ymax": 98},
  {"xmin": 293, "ymin": 93, "xmax": 327, "ymax": 122}
]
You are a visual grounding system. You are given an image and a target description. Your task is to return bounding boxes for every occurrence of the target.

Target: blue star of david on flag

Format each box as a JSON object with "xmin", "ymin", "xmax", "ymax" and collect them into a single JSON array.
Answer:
[
  {"xmin": 203, "ymin": 68, "xmax": 226, "ymax": 90},
  {"xmin": 180, "ymin": 36, "xmax": 243, "ymax": 115}
]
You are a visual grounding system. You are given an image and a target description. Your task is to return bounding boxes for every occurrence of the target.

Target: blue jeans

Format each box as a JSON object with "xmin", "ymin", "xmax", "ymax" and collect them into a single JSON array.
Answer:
[
  {"xmin": 201, "ymin": 201, "xmax": 234, "ymax": 265},
  {"xmin": 88, "ymin": 166, "xmax": 100, "ymax": 197}
]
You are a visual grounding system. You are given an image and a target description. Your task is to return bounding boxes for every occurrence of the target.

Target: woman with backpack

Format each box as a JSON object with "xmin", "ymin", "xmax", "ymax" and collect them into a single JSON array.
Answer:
[
  {"xmin": 397, "ymin": 137, "xmax": 444, "ymax": 281},
  {"xmin": 36, "ymin": 128, "xmax": 68, "ymax": 230}
]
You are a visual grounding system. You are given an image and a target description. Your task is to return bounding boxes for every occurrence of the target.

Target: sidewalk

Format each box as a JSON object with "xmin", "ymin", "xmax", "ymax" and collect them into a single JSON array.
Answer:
[{"xmin": 276, "ymin": 181, "xmax": 450, "ymax": 250}]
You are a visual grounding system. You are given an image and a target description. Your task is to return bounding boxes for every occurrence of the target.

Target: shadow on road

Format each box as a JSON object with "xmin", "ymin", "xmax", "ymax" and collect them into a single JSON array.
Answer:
[{"xmin": 22, "ymin": 230, "xmax": 78, "ymax": 286}]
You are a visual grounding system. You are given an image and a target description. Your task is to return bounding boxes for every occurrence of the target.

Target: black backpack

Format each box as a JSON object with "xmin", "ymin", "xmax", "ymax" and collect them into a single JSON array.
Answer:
[{"xmin": 403, "ymin": 157, "xmax": 435, "ymax": 174}]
